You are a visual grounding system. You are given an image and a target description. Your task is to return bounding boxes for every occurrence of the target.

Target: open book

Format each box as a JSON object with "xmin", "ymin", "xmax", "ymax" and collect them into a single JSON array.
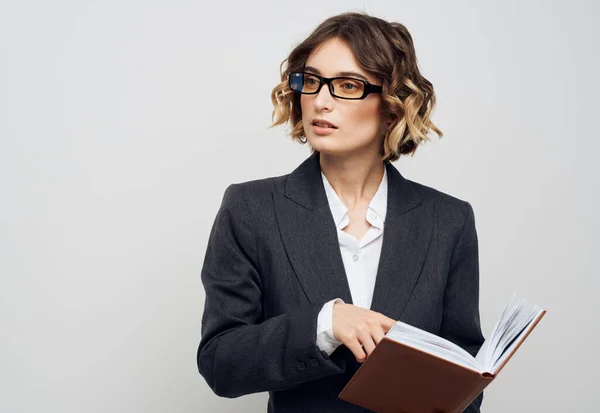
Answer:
[{"xmin": 339, "ymin": 294, "xmax": 546, "ymax": 413}]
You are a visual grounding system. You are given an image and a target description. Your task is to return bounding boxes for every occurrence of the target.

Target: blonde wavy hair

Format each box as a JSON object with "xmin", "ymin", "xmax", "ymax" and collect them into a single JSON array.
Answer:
[{"xmin": 269, "ymin": 12, "xmax": 443, "ymax": 162}]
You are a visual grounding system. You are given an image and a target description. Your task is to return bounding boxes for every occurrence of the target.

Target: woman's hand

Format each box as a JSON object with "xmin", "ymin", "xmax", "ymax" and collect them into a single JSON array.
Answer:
[{"xmin": 332, "ymin": 301, "xmax": 397, "ymax": 363}]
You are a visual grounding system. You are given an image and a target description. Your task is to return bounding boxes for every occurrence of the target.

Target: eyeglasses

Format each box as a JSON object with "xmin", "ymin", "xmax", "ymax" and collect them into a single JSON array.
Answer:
[{"xmin": 288, "ymin": 71, "xmax": 383, "ymax": 100}]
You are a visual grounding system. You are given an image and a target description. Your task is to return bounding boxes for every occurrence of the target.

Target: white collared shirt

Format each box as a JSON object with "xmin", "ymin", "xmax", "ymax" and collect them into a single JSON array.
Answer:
[{"xmin": 316, "ymin": 166, "xmax": 388, "ymax": 355}]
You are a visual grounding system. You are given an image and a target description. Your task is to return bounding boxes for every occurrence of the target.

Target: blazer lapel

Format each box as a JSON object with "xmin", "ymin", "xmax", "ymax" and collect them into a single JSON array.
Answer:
[
  {"xmin": 369, "ymin": 161, "xmax": 434, "ymax": 320},
  {"xmin": 273, "ymin": 151, "xmax": 353, "ymax": 305},
  {"xmin": 273, "ymin": 152, "xmax": 434, "ymax": 320}
]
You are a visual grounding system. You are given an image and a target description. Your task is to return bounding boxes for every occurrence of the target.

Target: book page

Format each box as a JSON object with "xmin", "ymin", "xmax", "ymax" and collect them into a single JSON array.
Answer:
[
  {"xmin": 386, "ymin": 320, "xmax": 480, "ymax": 371},
  {"xmin": 490, "ymin": 308, "xmax": 545, "ymax": 374},
  {"xmin": 384, "ymin": 294, "xmax": 544, "ymax": 375},
  {"xmin": 474, "ymin": 294, "xmax": 544, "ymax": 373}
]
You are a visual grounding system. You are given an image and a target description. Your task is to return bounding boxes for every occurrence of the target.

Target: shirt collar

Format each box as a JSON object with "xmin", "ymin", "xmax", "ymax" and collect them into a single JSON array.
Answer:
[{"xmin": 321, "ymin": 165, "xmax": 388, "ymax": 229}]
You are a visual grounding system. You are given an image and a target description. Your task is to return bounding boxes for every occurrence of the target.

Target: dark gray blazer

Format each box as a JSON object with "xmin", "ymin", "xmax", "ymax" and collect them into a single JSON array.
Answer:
[{"xmin": 197, "ymin": 151, "xmax": 485, "ymax": 412}]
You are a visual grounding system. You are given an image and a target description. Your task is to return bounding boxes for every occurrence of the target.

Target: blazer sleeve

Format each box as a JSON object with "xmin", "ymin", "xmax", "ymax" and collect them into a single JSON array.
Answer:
[
  {"xmin": 439, "ymin": 201, "xmax": 486, "ymax": 413},
  {"xmin": 197, "ymin": 184, "xmax": 344, "ymax": 398}
]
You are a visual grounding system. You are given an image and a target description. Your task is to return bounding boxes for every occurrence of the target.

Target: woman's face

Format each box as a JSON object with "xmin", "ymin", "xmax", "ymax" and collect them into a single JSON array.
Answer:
[{"xmin": 300, "ymin": 37, "xmax": 384, "ymax": 157}]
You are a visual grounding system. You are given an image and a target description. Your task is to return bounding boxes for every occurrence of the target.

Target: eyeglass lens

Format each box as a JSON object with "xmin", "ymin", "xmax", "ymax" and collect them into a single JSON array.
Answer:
[{"xmin": 290, "ymin": 73, "xmax": 365, "ymax": 99}]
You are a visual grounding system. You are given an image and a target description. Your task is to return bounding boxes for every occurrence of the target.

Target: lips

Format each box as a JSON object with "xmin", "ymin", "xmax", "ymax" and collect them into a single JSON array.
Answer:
[{"xmin": 312, "ymin": 119, "xmax": 337, "ymax": 129}]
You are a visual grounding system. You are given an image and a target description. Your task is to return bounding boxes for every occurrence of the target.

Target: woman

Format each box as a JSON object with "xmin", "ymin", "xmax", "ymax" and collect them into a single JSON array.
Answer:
[{"xmin": 197, "ymin": 11, "xmax": 485, "ymax": 413}]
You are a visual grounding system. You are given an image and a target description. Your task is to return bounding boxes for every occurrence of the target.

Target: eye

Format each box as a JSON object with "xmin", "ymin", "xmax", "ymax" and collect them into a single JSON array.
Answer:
[{"xmin": 341, "ymin": 82, "xmax": 356, "ymax": 90}]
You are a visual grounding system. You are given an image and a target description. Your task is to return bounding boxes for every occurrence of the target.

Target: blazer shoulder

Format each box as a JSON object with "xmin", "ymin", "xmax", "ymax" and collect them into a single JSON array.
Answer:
[
  {"xmin": 220, "ymin": 174, "xmax": 286, "ymax": 212},
  {"xmin": 407, "ymin": 179, "xmax": 474, "ymax": 224}
]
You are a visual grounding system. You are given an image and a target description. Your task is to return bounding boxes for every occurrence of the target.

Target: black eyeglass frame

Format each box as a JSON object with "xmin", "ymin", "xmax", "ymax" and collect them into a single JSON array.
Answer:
[{"xmin": 288, "ymin": 71, "xmax": 383, "ymax": 100}]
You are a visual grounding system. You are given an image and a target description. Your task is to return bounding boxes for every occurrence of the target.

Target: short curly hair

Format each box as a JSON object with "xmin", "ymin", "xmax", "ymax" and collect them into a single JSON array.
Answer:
[{"xmin": 270, "ymin": 12, "xmax": 443, "ymax": 162}]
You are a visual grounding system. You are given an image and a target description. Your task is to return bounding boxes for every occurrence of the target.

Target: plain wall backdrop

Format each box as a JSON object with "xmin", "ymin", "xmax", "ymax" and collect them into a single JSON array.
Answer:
[{"xmin": 1, "ymin": 0, "xmax": 598, "ymax": 412}]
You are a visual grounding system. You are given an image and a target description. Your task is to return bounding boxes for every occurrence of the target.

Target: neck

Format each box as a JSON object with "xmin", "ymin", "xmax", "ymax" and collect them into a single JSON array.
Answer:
[{"xmin": 319, "ymin": 151, "xmax": 385, "ymax": 209}]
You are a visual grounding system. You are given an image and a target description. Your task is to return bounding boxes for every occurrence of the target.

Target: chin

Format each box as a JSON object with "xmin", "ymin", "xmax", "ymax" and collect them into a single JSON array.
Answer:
[
  {"xmin": 307, "ymin": 136, "xmax": 339, "ymax": 151},
  {"xmin": 308, "ymin": 140, "xmax": 356, "ymax": 157}
]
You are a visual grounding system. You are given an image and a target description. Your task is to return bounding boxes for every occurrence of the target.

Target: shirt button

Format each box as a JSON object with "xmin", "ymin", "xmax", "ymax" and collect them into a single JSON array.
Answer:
[
  {"xmin": 297, "ymin": 362, "xmax": 306, "ymax": 371},
  {"xmin": 352, "ymin": 254, "xmax": 359, "ymax": 261},
  {"xmin": 370, "ymin": 213, "xmax": 377, "ymax": 219}
]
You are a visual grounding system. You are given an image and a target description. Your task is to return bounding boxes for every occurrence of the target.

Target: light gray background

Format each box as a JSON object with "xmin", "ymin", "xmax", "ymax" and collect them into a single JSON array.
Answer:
[{"xmin": 1, "ymin": 0, "xmax": 598, "ymax": 412}]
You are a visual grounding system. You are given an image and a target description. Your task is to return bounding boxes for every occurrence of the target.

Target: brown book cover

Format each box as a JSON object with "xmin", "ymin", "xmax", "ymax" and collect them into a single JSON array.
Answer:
[{"xmin": 339, "ymin": 310, "xmax": 546, "ymax": 413}]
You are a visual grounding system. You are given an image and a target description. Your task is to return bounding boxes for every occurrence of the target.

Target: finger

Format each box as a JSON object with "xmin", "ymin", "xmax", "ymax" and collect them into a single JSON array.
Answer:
[
  {"xmin": 358, "ymin": 331, "xmax": 377, "ymax": 357},
  {"xmin": 345, "ymin": 339, "xmax": 367, "ymax": 363},
  {"xmin": 378, "ymin": 314, "xmax": 397, "ymax": 332},
  {"xmin": 371, "ymin": 326, "xmax": 386, "ymax": 345}
]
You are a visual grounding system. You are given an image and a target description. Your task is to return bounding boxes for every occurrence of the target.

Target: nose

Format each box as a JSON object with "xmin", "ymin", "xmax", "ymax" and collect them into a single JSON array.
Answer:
[{"xmin": 313, "ymin": 82, "xmax": 334, "ymax": 111}]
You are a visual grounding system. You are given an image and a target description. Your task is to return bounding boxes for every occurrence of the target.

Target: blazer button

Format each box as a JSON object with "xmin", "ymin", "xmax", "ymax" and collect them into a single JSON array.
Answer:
[
  {"xmin": 321, "ymin": 350, "xmax": 329, "ymax": 359},
  {"xmin": 309, "ymin": 358, "xmax": 319, "ymax": 367},
  {"xmin": 297, "ymin": 361, "xmax": 306, "ymax": 371}
]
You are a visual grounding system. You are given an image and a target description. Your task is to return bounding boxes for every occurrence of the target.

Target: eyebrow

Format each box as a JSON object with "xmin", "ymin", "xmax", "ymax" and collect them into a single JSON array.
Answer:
[{"xmin": 304, "ymin": 66, "xmax": 370, "ymax": 82}]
